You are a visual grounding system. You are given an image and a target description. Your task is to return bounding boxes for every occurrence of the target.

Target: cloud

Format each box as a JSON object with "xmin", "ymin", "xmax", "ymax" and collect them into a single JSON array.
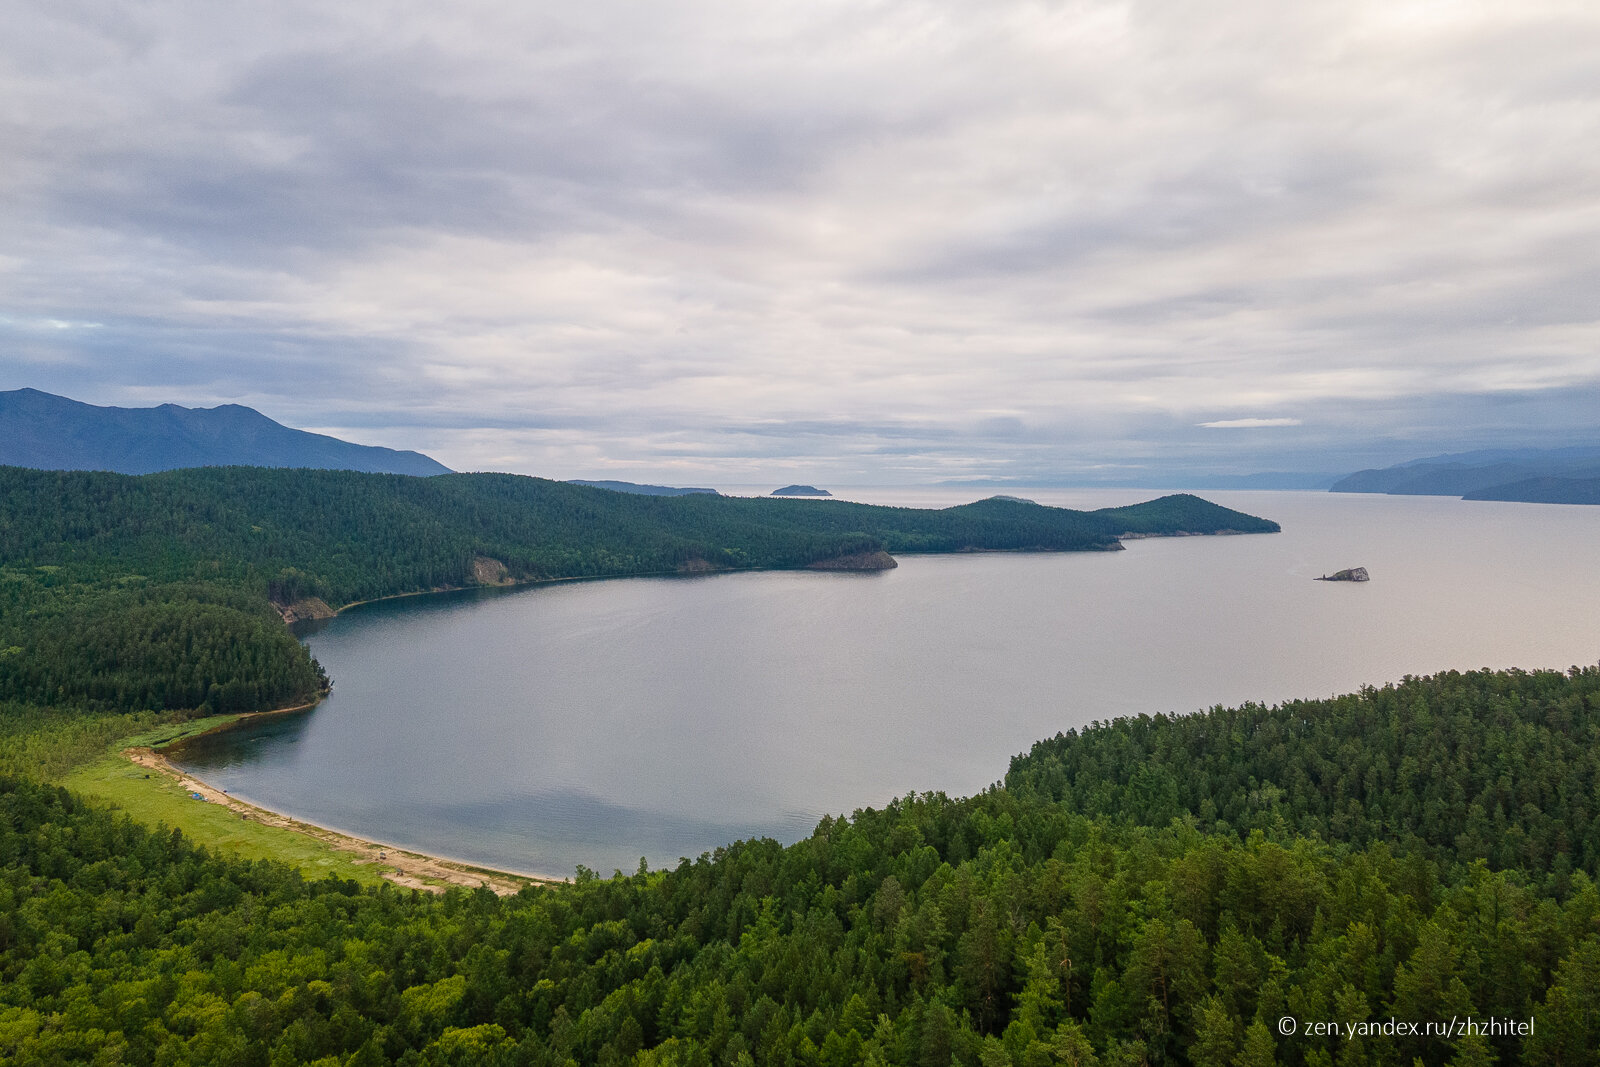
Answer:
[
  {"xmin": 1199, "ymin": 418, "xmax": 1304, "ymax": 429},
  {"xmin": 3, "ymin": 0, "xmax": 1599, "ymax": 481}
]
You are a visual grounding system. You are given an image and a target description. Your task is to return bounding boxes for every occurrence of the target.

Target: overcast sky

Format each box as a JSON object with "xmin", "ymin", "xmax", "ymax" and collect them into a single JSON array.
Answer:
[{"xmin": 4, "ymin": 0, "xmax": 1599, "ymax": 483}]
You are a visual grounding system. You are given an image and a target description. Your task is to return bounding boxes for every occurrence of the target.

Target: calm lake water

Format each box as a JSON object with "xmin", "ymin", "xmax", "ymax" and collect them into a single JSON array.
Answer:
[{"xmin": 172, "ymin": 489, "xmax": 1600, "ymax": 877}]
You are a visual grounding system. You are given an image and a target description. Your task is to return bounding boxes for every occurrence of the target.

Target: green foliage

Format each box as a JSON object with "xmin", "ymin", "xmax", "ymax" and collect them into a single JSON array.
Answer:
[
  {"xmin": 1091, "ymin": 494, "xmax": 1279, "ymax": 536},
  {"xmin": 13, "ymin": 464, "xmax": 1579, "ymax": 1064},
  {"xmin": 0, "ymin": 468, "xmax": 1273, "ymax": 608},
  {"xmin": 0, "ymin": 703, "xmax": 174, "ymax": 783},
  {"xmin": 0, "ymin": 466, "xmax": 1274, "ymax": 717},
  {"xmin": 0, "ymin": 667, "xmax": 1594, "ymax": 1065},
  {"xmin": 0, "ymin": 583, "xmax": 326, "ymax": 713},
  {"xmin": 1006, "ymin": 667, "xmax": 1600, "ymax": 883}
]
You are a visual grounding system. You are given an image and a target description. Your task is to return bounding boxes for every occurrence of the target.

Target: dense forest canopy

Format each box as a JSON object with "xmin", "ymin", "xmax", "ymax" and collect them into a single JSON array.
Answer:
[
  {"xmin": 2, "ymin": 668, "xmax": 1598, "ymax": 1065},
  {"xmin": 0, "ymin": 466, "xmax": 1275, "ymax": 715},
  {"xmin": 0, "ymin": 467, "xmax": 1276, "ymax": 604},
  {"xmin": 1007, "ymin": 667, "xmax": 1600, "ymax": 888}
]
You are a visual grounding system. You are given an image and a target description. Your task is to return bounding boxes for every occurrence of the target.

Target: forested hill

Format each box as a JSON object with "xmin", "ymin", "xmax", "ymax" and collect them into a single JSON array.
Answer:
[
  {"xmin": 0, "ymin": 467, "xmax": 1275, "ymax": 714},
  {"xmin": 3, "ymin": 667, "xmax": 1598, "ymax": 1064},
  {"xmin": 1007, "ymin": 667, "xmax": 1600, "ymax": 879},
  {"xmin": 0, "ymin": 467, "xmax": 1275, "ymax": 606}
]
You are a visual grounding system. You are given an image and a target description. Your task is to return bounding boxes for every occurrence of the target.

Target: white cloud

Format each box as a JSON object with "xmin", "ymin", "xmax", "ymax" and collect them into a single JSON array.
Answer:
[
  {"xmin": 1199, "ymin": 418, "xmax": 1304, "ymax": 429},
  {"xmin": 3, "ymin": 0, "xmax": 1599, "ymax": 479}
]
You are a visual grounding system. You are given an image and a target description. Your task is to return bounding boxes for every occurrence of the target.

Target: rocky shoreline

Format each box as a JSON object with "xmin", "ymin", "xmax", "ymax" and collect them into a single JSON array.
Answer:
[{"xmin": 806, "ymin": 549, "xmax": 898, "ymax": 571}]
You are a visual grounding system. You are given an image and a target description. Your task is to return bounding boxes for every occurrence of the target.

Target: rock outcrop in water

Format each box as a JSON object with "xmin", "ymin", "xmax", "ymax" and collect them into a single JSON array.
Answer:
[{"xmin": 1315, "ymin": 567, "xmax": 1370, "ymax": 582}]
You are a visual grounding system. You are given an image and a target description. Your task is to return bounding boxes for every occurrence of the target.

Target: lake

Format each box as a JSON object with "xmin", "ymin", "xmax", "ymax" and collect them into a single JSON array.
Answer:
[{"xmin": 171, "ymin": 489, "xmax": 1600, "ymax": 878}]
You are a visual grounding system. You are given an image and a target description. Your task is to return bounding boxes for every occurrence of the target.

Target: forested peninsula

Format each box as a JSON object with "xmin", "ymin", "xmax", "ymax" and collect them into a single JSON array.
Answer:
[{"xmin": 0, "ymin": 466, "xmax": 1274, "ymax": 715}]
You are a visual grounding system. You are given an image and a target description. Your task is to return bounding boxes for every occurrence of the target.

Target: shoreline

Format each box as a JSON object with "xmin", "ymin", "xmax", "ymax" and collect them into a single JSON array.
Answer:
[
  {"xmin": 138, "ymin": 705, "xmax": 566, "ymax": 893},
  {"xmin": 323, "ymin": 555, "xmax": 926, "ymax": 617},
  {"xmin": 315, "ymin": 515, "xmax": 1277, "ymax": 621},
  {"xmin": 129, "ymin": 745, "xmax": 564, "ymax": 893},
  {"xmin": 316, "ymin": 540, "xmax": 1165, "ymax": 620},
  {"xmin": 231, "ymin": 523, "xmax": 1270, "ymax": 885}
]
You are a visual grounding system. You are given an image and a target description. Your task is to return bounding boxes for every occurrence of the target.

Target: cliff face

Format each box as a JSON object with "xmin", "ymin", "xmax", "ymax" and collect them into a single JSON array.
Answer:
[
  {"xmin": 273, "ymin": 597, "xmax": 336, "ymax": 623},
  {"xmin": 807, "ymin": 550, "xmax": 898, "ymax": 571},
  {"xmin": 472, "ymin": 556, "xmax": 512, "ymax": 585}
]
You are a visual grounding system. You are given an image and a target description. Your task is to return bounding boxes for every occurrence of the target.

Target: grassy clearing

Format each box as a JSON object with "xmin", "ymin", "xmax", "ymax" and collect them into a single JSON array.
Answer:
[
  {"xmin": 59, "ymin": 748, "xmax": 386, "ymax": 886},
  {"xmin": 5, "ymin": 703, "xmax": 386, "ymax": 886},
  {"xmin": 12, "ymin": 703, "xmax": 530, "ymax": 889}
]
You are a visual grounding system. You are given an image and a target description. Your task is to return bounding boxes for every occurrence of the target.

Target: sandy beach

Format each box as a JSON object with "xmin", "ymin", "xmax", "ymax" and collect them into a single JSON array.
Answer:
[{"xmin": 124, "ymin": 746, "xmax": 561, "ymax": 896}]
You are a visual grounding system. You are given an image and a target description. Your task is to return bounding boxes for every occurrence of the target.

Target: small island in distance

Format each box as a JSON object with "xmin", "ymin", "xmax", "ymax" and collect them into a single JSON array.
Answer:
[
  {"xmin": 1316, "ymin": 566, "xmax": 1370, "ymax": 582},
  {"xmin": 771, "ymin": 484, "xmax": 832, "ymax": 496}
]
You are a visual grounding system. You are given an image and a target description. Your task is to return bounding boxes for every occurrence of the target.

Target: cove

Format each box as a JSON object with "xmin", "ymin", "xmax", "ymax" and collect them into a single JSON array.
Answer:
[{"xmin": 171, "ymin": 489, "xmax": 1600, "ymax": 877}]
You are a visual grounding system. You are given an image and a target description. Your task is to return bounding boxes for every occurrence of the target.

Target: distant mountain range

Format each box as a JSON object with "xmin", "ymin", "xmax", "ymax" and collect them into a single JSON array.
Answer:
[
  {"xmin": 0, "ymin": 389, "xmax": 451, "ymax": 476},
  {"xmin": 1463, "ymin": 476, "xmax": 1600, "ymax": 505},
  {"xmin": 1331, "ymin": 447, "xmax": 1600, "ymax": 504}
]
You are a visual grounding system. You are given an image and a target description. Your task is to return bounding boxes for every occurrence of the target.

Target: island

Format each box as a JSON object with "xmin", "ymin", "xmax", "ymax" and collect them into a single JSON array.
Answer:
[
  {"xmin": 1316, "ymin": 566, "xmax": 1370, "ymax": 582},
  {"xmin": 771, "ymin": 484, "xmax": 832, "ymax": 496}
]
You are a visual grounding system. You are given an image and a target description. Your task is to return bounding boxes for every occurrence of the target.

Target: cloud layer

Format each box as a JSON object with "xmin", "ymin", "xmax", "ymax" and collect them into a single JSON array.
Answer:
[{"xmin": 5, "ymin": 0, "xmax": 1599, "ymax": 481}]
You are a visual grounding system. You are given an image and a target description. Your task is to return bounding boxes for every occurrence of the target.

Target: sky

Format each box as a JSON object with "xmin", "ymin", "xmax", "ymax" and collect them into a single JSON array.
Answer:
[{"xmin": 4, "ymin": 0, "xmax": 1599, "ymax": 484}]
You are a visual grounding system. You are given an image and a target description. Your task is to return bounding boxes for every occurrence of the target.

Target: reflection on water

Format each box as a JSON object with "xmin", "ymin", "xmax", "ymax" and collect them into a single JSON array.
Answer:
[{"xmin": 173, "ymin": 489, "xmax": 1600, "ymax": 877}]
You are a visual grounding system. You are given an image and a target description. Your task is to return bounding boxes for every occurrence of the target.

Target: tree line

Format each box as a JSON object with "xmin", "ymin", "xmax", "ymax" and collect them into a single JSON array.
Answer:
[
  {"xmin": 0, "ymin": 466, "xmax": 1275, "ymax": 716},
  {"xmin": 1, "ymin": 667, "xmax": 1598, "ymax": 1065}
]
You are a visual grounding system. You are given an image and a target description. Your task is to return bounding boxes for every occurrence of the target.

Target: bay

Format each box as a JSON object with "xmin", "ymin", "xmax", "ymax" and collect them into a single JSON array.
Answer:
[{"xmin": 171, "ymin": 489, "xmax": 1600, "ymax": 877}]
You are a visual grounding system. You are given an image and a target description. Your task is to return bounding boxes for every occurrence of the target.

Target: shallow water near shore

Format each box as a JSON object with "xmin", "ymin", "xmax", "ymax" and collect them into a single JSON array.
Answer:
[{"xmin": 172, "ymin": 489, "xmax": 1600, "ymax": 877}]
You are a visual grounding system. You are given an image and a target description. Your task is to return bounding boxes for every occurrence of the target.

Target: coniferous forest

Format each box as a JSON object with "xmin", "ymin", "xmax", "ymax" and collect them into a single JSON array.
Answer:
[
  {"xmin": 1, "ymin": 467, "xmax": 1595, "ymax": 1065},
  {"xmin": 3, "ymin": 669, "xmax": 1599, "ymax": 1065},
  {"xmin": 0, "ymin": 467, "xmax": 1273, "ymax": 715}
]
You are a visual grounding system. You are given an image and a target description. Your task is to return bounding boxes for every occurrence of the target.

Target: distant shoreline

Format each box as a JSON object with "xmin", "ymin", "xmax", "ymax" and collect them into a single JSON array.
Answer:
[{"xmin": 315, "ymin": 524, "xmax": 1264, "ymax": 620}]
